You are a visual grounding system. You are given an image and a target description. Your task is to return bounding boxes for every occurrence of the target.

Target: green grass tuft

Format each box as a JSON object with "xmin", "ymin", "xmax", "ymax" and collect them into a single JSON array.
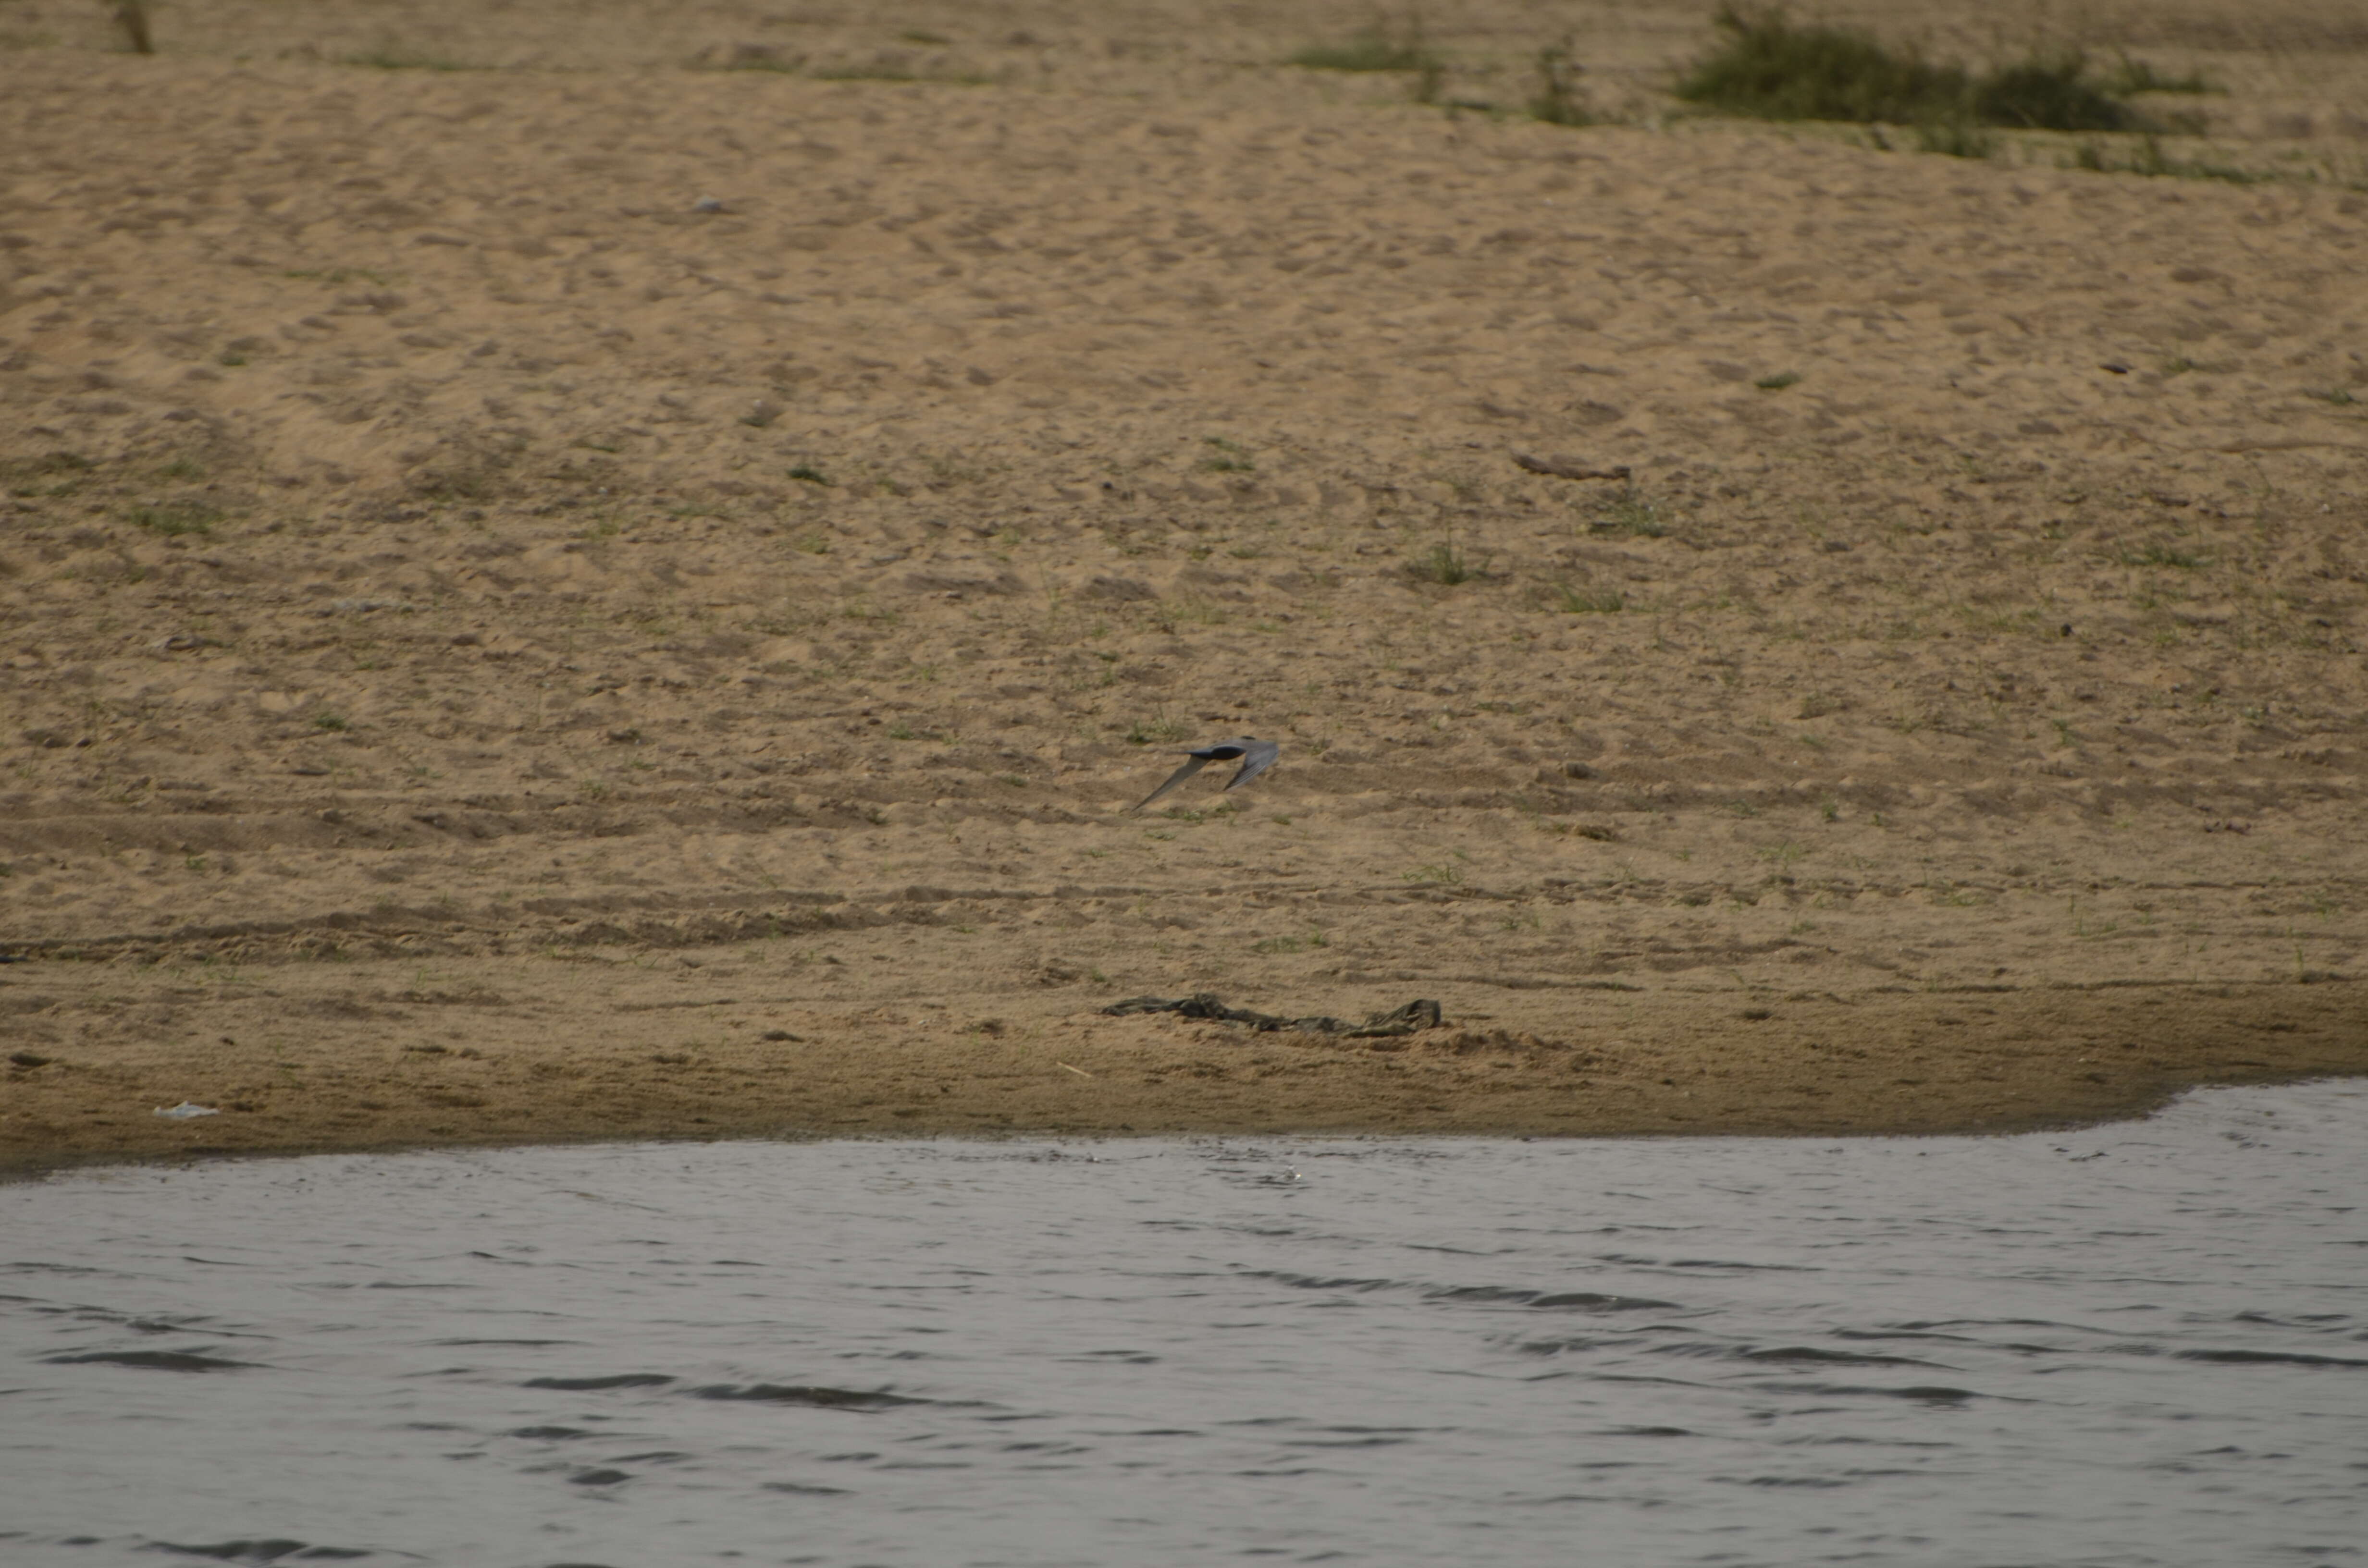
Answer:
[
  {"xmin": 788, "ymin": 464, "xmax": 832, "ymax": 486},
  {"xmin": 1410, "ymin": 540, "xmax": 1476, "ymax": 585},
  {"xmin": 1589, "ymin": 488, "xmax": 1667, "ymax": 539},
  {"xmin": 1754, "ymin": 370, "xmax": 1802, "ymax": 391},
  {"xmin": 1199, "ymin": 438, "xmax": 1256, "ymax": 474}
]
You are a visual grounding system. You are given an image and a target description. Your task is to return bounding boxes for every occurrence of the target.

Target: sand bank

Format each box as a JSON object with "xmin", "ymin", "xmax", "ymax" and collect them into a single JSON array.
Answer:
[{"xmin": 4, "ymin": 2, "xmax": 2366, "ymax": 1171}]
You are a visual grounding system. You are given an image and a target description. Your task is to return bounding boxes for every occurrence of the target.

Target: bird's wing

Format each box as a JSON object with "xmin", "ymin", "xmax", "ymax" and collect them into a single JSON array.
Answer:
[
  {"xmin": 1223, "ymin": 740, "xmax": 1281, "ymax": 791},
  {"xmin": 1132, "ymin": 755, "xmax": 1210, "ymax": 811}
]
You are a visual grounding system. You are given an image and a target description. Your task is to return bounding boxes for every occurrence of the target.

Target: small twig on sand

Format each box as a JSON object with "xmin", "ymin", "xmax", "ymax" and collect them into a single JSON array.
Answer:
[
  {"xmin": 1054, "ymin": 1060, "xmax": 1094, "ymax": 1078},
  {"xmin": 1514, "ymin": 452, "xmax": 1632, "ymax": 482}
]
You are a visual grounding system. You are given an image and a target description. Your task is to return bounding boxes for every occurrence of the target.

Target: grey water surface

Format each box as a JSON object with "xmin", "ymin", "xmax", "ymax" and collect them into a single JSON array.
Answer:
[{"xmin": 4, "ymin": 1081, "xmax": 2365, "ymax": 1568}]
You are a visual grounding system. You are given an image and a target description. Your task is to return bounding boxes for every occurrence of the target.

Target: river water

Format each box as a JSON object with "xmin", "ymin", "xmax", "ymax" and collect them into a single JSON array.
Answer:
[{"xmin": 4, "ymin": 1082, "xmax": 2365, "ymax": 1568}]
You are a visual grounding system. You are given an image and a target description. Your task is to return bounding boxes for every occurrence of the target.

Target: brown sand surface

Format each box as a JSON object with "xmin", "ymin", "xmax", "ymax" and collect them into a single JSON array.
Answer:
[{"xmin": 4, "ymin": 2, "xmax": 2367, "ymax": 1173}]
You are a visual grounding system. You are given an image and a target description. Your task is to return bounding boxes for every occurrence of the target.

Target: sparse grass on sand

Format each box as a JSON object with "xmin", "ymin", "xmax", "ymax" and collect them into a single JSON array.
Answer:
[
  {"xmin": 2067, "ymin": 136, "xmax": 2271, "ymax": 184},
  {"xmin": 1286, "ymin": 28, "xmax": 1438, "ymax": 75},
  {"xmin": 1554, "ymin": 584, "xmax": 1627, "ymax": 614},
  {"xmin": 2104, "ymin": 56, "xmax": 2223, "ymax": 97},
  {"xmin": 127, "ymin": 500, "xmax": 218, "ymax": 537},
  {"xmin": 1589, "ymin": 488, "xmax": 1667, "ymax": 539}
]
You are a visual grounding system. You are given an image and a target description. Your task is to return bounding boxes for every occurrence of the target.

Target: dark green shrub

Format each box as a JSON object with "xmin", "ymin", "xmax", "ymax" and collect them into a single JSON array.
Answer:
[
  {"xmin": 1974, "ymin": 52, "xmax": 2133, "ymax": 131},
  {"xmin": 1676, "ymin": 7, "xmax": 1966, "ymax": 124},
  {"xmin": 1679, "ymin": 8, "xmax": 2147, "ymax": 136}
]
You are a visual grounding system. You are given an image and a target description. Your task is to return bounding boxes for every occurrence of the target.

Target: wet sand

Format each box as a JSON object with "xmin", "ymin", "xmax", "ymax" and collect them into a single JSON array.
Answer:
[
  {"xmin": 4, "ymin": 1, "xmax": 2367, "ymax": 1171},
  {"xmin": 6, "ymin": 956, "xmax": 2366, "ymax": 1174}
]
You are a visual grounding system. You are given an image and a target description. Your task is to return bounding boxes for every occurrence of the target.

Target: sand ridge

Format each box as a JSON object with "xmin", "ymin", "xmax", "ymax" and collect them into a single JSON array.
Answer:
[{"xmin": 3, "ymin": 3, "xmax": 2367, "ymax": 1171}]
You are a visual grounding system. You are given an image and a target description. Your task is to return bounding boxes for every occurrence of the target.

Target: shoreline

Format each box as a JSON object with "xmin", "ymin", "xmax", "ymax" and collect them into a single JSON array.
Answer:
[
  {"xmin": 5, "ymin": 956, "xmax": 2360, "ymax": 1178},
  {"xmin": 12, "ymin": 1078, "xmax": 2365, "ymax": 1186}
]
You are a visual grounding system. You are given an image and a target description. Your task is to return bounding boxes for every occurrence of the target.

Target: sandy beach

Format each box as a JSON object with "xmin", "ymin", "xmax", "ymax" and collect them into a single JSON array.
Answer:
[{"xmin": 4, "ymin": 0, "xmax": 2366, "ymax": 1172}]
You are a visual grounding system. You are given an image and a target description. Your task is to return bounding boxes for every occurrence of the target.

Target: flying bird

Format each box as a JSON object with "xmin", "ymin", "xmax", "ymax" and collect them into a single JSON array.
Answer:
[{"xmin": 1132, "ymin": 736, "xmax": 1280, "ymax": 811}]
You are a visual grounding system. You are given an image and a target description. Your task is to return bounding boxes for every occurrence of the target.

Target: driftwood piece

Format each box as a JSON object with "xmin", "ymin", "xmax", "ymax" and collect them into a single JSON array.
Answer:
[{"xmin": 1101, "ymin": 993, "xmax": 1443, "ymax": 1038}]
